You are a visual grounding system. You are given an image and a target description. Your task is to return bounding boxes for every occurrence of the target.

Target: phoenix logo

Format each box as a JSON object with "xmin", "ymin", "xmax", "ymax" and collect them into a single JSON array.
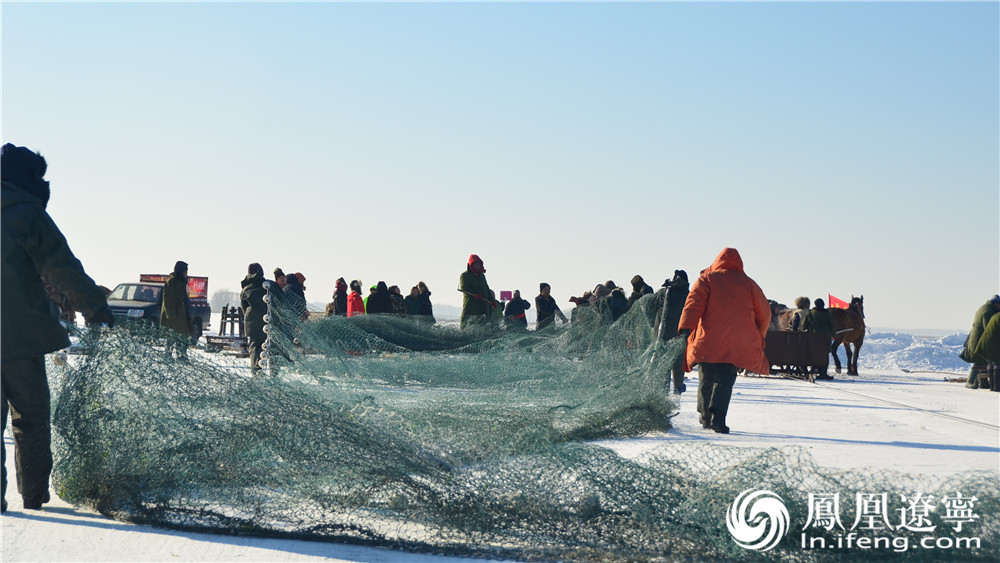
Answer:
[{"xmin": 726, "ymin": 488, "xmax": 790, "ymax": 551}]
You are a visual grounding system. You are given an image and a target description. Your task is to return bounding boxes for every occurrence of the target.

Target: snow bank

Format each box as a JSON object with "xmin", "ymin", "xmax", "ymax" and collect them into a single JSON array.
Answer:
[{"xmin": 859, "ymin": 332, "xmax": 969, "ymax": 373}]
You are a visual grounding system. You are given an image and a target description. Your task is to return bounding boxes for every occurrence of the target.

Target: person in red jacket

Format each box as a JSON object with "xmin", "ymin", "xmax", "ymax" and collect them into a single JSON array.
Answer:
[
  {"xmin": 678, "ymin": 247, "xmax": 770, "ymax": 434},
  {"xmin": 347, "ymin": 280, "xmax": 366, "ymax": 317}
]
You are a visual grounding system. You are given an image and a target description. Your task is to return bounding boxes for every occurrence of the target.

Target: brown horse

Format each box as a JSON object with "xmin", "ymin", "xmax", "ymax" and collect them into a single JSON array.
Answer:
[
  {"xmin": 831, "ymin": 295, "xmax": 865, "ymax": 375},
  {"xmin": 768, "ymin": 300, "xmax": 793, "ymax": 331}
]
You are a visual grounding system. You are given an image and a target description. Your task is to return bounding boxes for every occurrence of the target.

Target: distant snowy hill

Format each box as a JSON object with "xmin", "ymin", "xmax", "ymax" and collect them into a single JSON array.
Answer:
[{"xmin": 860, "ymin": 331, "xmax": 969, "ymax": 373}]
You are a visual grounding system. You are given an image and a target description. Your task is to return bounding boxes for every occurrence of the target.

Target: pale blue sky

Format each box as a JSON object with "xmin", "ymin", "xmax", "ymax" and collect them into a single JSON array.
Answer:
[{"xmin": 3, "ymin": 2, "xmax": 997, "ymax": 330}]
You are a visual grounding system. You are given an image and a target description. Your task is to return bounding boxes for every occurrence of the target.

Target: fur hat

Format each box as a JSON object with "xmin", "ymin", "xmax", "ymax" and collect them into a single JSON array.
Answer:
[{"xmin": 1, "ymin": 143, "xmax": 50, "ymax": 207}]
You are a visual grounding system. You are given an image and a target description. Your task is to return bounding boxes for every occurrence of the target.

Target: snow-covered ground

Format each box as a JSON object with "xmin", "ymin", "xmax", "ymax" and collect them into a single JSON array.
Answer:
[{"xmin": 3, "ymin": 332, "xmax": 998, "ymax": 562}]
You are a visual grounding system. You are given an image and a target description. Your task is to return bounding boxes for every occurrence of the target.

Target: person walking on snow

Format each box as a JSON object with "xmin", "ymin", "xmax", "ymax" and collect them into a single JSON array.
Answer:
[{"xmin": 678, "ymin": 248, "xmax": 770, "ymax": 434}]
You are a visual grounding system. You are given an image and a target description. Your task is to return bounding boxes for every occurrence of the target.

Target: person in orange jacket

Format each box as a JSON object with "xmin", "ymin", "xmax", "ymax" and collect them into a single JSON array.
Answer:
[
  {"xmin": 678, "ymin": 247, "xmax": 770, "ymax": 434},
  {"xmin": 347, "ymin": 280, "xmax": 366, "ymax": 317}
]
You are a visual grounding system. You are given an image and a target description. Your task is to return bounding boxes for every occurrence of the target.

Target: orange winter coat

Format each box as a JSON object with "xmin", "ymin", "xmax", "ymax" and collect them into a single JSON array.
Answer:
[{"xmin": 678, "ymin": 248, "xmax": 771, "ymax": 375}]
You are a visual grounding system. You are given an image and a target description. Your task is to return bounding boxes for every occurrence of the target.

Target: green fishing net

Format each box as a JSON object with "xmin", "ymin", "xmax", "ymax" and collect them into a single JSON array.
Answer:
[{"xmin": 45, "ymin": 290, "xmax": 999, "ymax": 561}]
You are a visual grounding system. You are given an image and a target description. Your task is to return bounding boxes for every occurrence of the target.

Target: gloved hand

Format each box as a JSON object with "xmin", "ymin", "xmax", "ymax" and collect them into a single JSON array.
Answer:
[{"xmin": 86, "ymin": 306, "xmax": 115, "ymax": 329}]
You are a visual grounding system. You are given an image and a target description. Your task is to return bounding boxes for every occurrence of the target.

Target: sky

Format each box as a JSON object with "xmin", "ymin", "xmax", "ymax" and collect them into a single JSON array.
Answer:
[{"xmin": 2, "ymin": 1, "xmax": 997, "ymax": 331}]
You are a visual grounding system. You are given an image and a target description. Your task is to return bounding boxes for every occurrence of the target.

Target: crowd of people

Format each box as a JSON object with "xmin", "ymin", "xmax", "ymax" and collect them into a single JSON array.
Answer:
[{"xmin": 3, "ymin": 142, "xmax": 996, "ymax": 518}]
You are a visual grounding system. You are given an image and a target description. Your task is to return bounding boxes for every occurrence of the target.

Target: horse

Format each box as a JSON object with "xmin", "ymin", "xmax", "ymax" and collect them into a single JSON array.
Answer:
[
  {"xmin": 830, "ymin": 295, "xmax": 865, "ymax": 375},
  {"xmin": 768, "ymin": 300, "xmax": 793, "ymax": 331}
]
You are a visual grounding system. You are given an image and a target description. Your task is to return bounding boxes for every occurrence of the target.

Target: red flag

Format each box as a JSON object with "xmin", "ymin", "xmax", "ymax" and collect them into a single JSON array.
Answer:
[{"xmin": 828, "ymin": 294, "xmax": 849, "ymax": 309}]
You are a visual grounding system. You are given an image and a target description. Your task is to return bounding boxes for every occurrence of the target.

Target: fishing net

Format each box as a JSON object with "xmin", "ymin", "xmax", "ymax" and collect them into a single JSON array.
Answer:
[{"xmin": 44, "ymin": 289, "xmax": 999, "ymax": 562}]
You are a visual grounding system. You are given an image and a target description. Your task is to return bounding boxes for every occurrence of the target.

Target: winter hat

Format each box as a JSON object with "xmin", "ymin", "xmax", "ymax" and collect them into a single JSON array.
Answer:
[
  {"xmin": 248, "ymin": 263, "xmax": 264, "ymax": 277},
  {"xmin": 539, "ymin": 282, "xmax": 551, "ymax": 292},
  {"xmin": 991, "ymin": 295, "xmax": 1000, "ymax": 304},
  {"xmin": 174, "ymin": 261, "xmax": 188, "ymax": 275},
  {"xmin": 294, "ymin": 272, "xmax": 305, "ymax": 284},
  {"xmin": 1, "ymin": 143, "xmax": 50, "ymax": 207},
  {"xmin": 350, "ymin": 280, "xmax": 363, "ymax": 293},
  {"xmin": 630, "ymin": 275, "xmax": 644, "ymax": 288},
  {"xmin": 468, "ymin": 254, "xmax": 485, "ymax": 272},
  {"xmin": 336, "ymin": 278, "xmax": 348, "ymax": 292}
]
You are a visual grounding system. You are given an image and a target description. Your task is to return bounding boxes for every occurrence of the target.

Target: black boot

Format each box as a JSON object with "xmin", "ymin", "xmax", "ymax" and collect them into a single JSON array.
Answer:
[
  {"xmin": 711, "ymin": 414, "xmax": 730, "ymax": 434},
  {"xmin": 22, "ymin": 490, "xmax": 49, "ymax": 510}
]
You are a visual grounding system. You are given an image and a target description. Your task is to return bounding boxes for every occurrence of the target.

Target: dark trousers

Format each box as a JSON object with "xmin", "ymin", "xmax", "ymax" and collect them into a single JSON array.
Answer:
[
  {"xmin": 249, "ymin": 338, "xmax": 265, "ymax": 373},
  {"xmin": 671, "ymin": 356, "xmax": 685, "ymax": 392},
  {"xmin": 967, "ymin": 362, "xmax": 986, "ymax": 388},
  {"xmin": 696, "ymin": 362, "xmax": 738, "ymax": 424},
  {"xmin": 1, "ymin": 356, "xmax": 53, "ymax": 504}
]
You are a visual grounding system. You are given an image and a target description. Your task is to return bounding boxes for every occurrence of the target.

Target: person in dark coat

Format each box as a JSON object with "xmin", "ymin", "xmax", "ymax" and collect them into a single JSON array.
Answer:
[
  {"xmin": 282, "ymin": 271, "xmax": 308, "ymax": 320},
  {"xmin": 240, "ymin": 263, "xmax": 268, "ymax": 373},
  {"xmin": 366, "ymin": 281, "xmax": 392, "ymax": 314},
  {"xmin": 459, "ymin": 255, "xmax": 495, "ymax": 328},
  {"xmin": 962, "ymin": 295, "xmax": 1000, "ymax": 388},
  {"xmin": 656, "ymin": 270, "xmax": 689, "ymax": 394},
  {"xmin": 404, "ymin": 286, "xmax": 423, "ymax": 316},
  {"xmin": 327, "ymin": 278, "xmax": 348, "ymax": 317},
  {"xmin": 803, "ymin": 298, "xmax": 837, "ymax": 379},
  {"xmin": 388, "ymin": 285, "xmax": 407, "ymax": 315},
  {"xmin": 627, "ymin": 275, "xmax": 655, "ymax": 309},
  {"xmin": 605, "ymin": 281, "xmax": 630, "ymax": 323},
  {"xmin": 273, "ymin": 268, "xmax": 287, "ymax": 289},
  {"xmin": 535, "ymin": 283, "xmax": 567, "ymax": 330},
  {"xmin": 416, "ymin": 281, "xmax": 435, "ymax": 323},
  {"xmin": 161, "ymin": 261, "xmax": 192, "ymax": 335},
  {"xmin": 1, "ymin": 143, "xmax": 114, "ymax": 513},
  {"xmin": 161, "ymin": 260, "xmax": 193, "ymax": 357},
  {"xmin": 504, "ymin": 290, "xmax": 531, "ymax": 330}
]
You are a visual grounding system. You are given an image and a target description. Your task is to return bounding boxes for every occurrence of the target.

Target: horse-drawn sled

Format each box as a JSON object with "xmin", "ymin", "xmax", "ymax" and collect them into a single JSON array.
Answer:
[
  {"xmin": 763, "ymin": 330, "xmax": 832, "ymax": 380},
  {"xmin": 756, "ymin": 295, "xmax": 867, "ymax": 380}
]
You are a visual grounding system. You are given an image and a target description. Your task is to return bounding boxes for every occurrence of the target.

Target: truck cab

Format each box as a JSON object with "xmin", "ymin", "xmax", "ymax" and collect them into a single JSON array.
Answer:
[{"xmin": 107, "ymin": 283, "xmax": 164, "ymax": 322}]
